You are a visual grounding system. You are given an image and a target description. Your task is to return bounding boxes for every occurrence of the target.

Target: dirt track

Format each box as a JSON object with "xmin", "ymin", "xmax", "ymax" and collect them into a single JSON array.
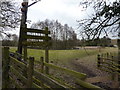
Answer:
[
  {"xmin": 71, "ymin": 60, "xmax": 96, "ymax": 77},
  {"xmin": 70, "ymin": 55, "xmax": 114, "ymax": 89},
  {"xmin": 35, "ymin": 53, "xmax": 118, "ymax": 89}
]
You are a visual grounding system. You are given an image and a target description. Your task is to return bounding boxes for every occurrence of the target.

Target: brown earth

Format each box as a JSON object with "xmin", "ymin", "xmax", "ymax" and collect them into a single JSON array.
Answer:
[
  {"xmin": 34, "ymin": 54, "xmax": 119, "ymax": 89},
  {"xmin": 70, "ymin": 54, "xmax": 119, "ymax": 89}
]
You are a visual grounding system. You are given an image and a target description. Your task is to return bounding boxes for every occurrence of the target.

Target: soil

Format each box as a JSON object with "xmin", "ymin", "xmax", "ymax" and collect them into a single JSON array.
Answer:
[
  {"xmin": 71, "ymin": 60, "xmax": 96, "ymax": 77},
  {"xmin": 69, "ymin": 55, "xmax": 117, "ymax": 89},
  {"xmin": 33, "ymin": 53, "xmax": 120, "ymax": 89}
]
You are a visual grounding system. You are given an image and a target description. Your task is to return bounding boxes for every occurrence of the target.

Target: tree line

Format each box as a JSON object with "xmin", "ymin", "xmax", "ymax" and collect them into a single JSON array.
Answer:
[
  {"xmin": 31, "ymin": 19, "xmax": 78, "ymax": 50},
  {"xmin": 2, "ymin": 34, "xmax": 18, "ymax": 46},
  {"xmin": 2, "ymin": 32, "xmax": 113, "ymax": 48},
  {"xmin": 80, "ymin": 36, "xmax": 112, "ymax": 47},
  {"xmin": 2, "ymin": 19, "xmax": 78, "ymax": 49},
  {"xmin": 1, "ymin": 0, "xmax": 119, "ymax": 49}
]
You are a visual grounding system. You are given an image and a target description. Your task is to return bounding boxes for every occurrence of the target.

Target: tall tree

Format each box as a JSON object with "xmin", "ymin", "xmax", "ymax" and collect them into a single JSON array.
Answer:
[
  {"xmin": 2, "ymin": 34, "xmax": 18, "ymax": 46},
  {"xmin": 78, "ymin": 0, "xmax": 120, "ymax": 82},
  {"xmin": 78, "ymin": 0, "xmax": 120, "ymax": 40},
  {"xmin": 0, "ymin": 0, "xmax": 20, "ymax": 37},
  {"xmin": 31, "ymin": 19, "xmax": 77, "ymax": 49}
]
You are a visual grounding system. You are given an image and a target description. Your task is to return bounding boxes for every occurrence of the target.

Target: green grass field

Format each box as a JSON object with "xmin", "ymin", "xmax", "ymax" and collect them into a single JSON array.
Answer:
[
  {"xmin": 10, "ymin": 47, "xmax": 118, "ymax": 67},
  {"xmin": 9, "ymin": 47, "xmax": 118, "ymax": 88}
]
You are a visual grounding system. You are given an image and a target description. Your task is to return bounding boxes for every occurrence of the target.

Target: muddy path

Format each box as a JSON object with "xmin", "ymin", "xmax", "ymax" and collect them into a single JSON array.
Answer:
[
  {"xmin": 70, "ymin": 59, "xmax": 96, "ymax": 78},
  {"xmin": 69, "ymin": 55, "xmax": 113, "ymax": 89},
  {"xmin": 70, "ymin": 55, "xmax": 109, "ymax": 77}
]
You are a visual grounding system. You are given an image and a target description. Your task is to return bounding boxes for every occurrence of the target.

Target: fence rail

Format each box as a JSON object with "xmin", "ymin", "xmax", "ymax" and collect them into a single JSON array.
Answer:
[
  {"xmin": 2, "ymin": 47, "xmax": 103, "ymax": 89},
  {"xmin": 44, "ymin": 62, "xmax": 86, "ymax": 80},
  {"xmin": 97, "ymin": 53, "xmax": 119, "ymax": 74}
]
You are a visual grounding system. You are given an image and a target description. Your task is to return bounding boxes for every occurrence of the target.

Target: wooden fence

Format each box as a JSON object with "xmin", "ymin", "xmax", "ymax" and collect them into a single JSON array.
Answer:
[
  {"xmin": 22, "ymin": 27, "xmax": 51, "ymax": 74},
  {"xmin": 2, "ymin": 47, "xmax": 103, "ymax": 89},
  {"xmin": 97, "ymin": 52, "xmax": 119, "ymax": 74}
]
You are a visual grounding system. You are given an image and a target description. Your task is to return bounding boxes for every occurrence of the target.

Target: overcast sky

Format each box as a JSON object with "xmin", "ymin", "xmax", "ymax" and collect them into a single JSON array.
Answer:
[
  {"xmin": 27, "ymin": 0, "xmax": 85, "ymax": 28},
  {"xmin": 13, "ymin": 0, "xmax": 92, "ymax": 38},
  {"xmin": 12, "ymin": 0, "xmax": 117, "ymax": 39}
]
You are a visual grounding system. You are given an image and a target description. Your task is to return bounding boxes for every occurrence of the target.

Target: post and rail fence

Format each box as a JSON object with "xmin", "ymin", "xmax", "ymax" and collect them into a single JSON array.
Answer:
[
  {"xmin": 21, "ymin": 27, "xmax": 51, "ymax": 74},
  {"xmin": 2, "ymin": 47, "xmax": 103, "ymax": 89},
  {"xmin": 6, "ymin": 0, "xmax": 104, "ymax": 89},
  {"xmin": 97, "ymin": 52, "xmax": 118, "ymax": 74},
  {"xmin": 97, "ymin": 52, "xmax": 119, "ymax": 88}
]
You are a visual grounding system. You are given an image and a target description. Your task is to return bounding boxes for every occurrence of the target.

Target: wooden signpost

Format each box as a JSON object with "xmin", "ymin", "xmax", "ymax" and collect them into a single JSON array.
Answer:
[{"xmin": 17, "ymin": 0, "xmax": 51, "ymax": 74}]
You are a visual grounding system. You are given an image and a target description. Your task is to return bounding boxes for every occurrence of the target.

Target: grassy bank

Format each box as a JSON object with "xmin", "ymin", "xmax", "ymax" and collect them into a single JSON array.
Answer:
[{"xmin": 10, "ymin": 47, "xmax": 118, "ymax": 66}]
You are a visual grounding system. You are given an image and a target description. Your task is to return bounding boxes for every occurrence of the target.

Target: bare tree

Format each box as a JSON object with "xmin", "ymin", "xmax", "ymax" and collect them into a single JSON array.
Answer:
[
  {"xmin": 0, "ymin": 0, "xmax": 20, "ymax": 36},
  {"xmin": 78, "ymin": 0, "xmax": 120, "ymax": 81},
  {"xmin": 78, "ymin": 0, "xmax": 120, "ymax": 40},
  {"xmin": 31, "ymin": 19, "xmax": 77, "ymax": 49}
]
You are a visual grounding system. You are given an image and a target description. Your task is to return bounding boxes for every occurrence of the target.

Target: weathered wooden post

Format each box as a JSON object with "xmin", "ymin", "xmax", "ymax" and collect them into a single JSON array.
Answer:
[
  {"xmin": 111, "ymin": 55, "xmax": 115, "ymax": 80},
  {"xmin": 0, "ymin": 41, "xmax": 2, "ymax": 89},
  {"xmin": 2, "ymin": 47, "xmax": 10, "ymax": 88},
  {"xmin": 111, "ymin": 23, "xmax": 120, "ymax": 87},
  {"xmin": 106, "ymin": 52, "xmax": 109, "ymax": 58},
  {"xmin": 27, "ymin": 57, "xmax": 34, "ymax": 88},
  {"xmin": 40, "ymin": 57, "xmax": 44, "ymax": 73},
  {"xmin": 18, "ymin": 0, "xmax": 28, "ymax": 54},
  {"xmin": 23, "ymin": 45, "xmax": 27, "ymax": 62},
  {"xmin": 45, "ymin": 27, "xmax": 49, "ymax": 74},
  {"xmin": 117, "ymin": 23, "xmax": 120, "ymax": 86},
  {"xmin": 23, "ymin": 28, "xmax": 27, "ymax": 62},
  {"xmin": 18, "ymin": 0, "xmax": 41, "ymax": 55},
  {"xmin": 40, "ymin": 57, "xmax": 44, "ymax": 87},
  {"xmin": 97, "ymin": 54, "xmax": 101, "ymax": 68},
  {"xmin": 111, "ymin": 55, "xmax": 119, "ymax": 88}
]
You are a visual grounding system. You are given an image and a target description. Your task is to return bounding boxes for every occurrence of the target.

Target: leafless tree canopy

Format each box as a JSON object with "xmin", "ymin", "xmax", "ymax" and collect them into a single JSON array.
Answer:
[
  {"xmin": 31, "ymin": 19, "xmax": 78, "ymax": 49},
  {"xmin": 78, "ymin": 0, "xmax": 120, "ymax": 40},
  {"xmin": 0, "ymin": 1, "xmax": 20, "ymax": 36}
]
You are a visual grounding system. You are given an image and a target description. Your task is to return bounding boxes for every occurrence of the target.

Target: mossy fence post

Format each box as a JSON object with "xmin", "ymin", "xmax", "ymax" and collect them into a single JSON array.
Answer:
[
  {"xmin": 23, "ymin": 27, "xmax": 27, "ymax": 62},
  {"xmin": 27, "ymin": 57, "xmax": 34, "ymax": 88},
  {"xmin": 111, "ymin": 55, "xmax": 119, "ymax": 88},
  {"xmin": 40, "ymin": 57, "xmax": 44, "ymax": 87},
  {"xmin": 2, "ymin": 47, "xmax": 10, "ymax": 88},
  {"xmin": 40, "ymin": 57, "xmax": 44, "ymax": 73},
  {"xmin": 111, "ymin": 55, "xmax": 114, "ymax": 78},
  {"xmin": 45, "ymin": 27, "xmax": 49, "ymax": 74}
]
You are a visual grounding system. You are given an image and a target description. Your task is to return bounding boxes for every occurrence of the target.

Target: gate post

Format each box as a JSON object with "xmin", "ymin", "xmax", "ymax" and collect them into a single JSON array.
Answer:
[
  {"xmin": 40, "ymin": 57, "xmax": 44, "ymax": 73},
  {"xmin": 111, "ymin": 55, "xmax": 119, "ymax": 88},
  {"xmin": 45, "ymin": 27, "xmax": 49, "ymax": 74},
  {"xmin": 2, "ymin": 47, "xmax": 10, "ymax": 88},
  {"xmin": 23, "ymin": 27, "xmax": 27, "ymax": 62},
  {"xmin": 27, "ymin": 57, "xmax": 34, "ymax": 88}
]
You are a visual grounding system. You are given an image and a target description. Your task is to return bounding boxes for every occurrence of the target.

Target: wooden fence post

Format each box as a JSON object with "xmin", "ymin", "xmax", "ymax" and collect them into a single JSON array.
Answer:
[
  {"xmin": 112, "ymin": 55, "xmax": 119, "ymax": 88},
  {"xmin": 40, "ymin": 57, "xmax": 44, "ymax": 73},
  {"xmin": 45, "ymin": 27, "xmax": 49, "ymax": 74},
  {"xmin": 111, "ymin": 55, "xmax": 114, "ymax": 80},
  {"xmin": 97, "ymin": 54, "xmax": 100, "ymax": 68},
  {"xmin": 23, "ymin": 27, "xmax": 27, "ymax": 62},
  {"xmin": 40, "ymin": 57, "xmax": 44, "ymax": 87},
  {"xmin": 2, "ymin": 47, "xmax": 10, "ymax": 88},
  {"xmin": 23, "ymin": 46, "xmax": 27, "ymax": 62},
  {"xmin": 27, "ymin": 57, "xmax": 34, "ymax": 88},
  {"xmin": 106, "ymin": 52, "xmax": 109, "ymax": 58}
]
